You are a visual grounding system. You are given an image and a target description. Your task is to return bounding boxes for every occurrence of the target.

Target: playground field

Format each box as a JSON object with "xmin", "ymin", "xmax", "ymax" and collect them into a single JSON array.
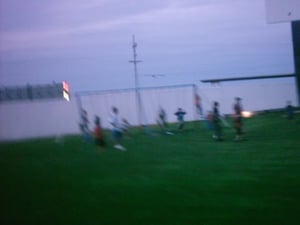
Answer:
[{"xmin": 0, "ymin": 112, "xmax": 299, "ymax": 225}]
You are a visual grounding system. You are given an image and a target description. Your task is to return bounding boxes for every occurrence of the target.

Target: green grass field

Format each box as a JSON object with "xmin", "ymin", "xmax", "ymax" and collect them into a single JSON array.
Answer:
[{"xmin": 0, "ymin": 112, "xmax": 299, "ymax": 225}]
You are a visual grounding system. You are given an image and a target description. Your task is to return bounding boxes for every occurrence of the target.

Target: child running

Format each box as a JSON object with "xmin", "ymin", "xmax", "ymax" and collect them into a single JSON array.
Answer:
[
  {"xmin": 109, "ymin": 107, "xmax": 126, "ymax": 151},
  {"xmin": 174, "ymin": 108, "xmax": 187, "ymax": 130},
  {"xmin": 157, "ymin": 106, "xmax": 173, "ymax": 135}
]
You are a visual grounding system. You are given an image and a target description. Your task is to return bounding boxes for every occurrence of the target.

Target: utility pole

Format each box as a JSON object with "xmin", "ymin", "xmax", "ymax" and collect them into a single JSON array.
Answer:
[{"xmin": 129, "ymin": 35, "xmax": 143, "ymax": 126}]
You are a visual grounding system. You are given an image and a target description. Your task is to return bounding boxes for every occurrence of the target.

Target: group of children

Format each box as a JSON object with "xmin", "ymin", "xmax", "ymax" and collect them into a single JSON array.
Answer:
[
  {"xmin": 79, "ymin": 105, "xmax": 190, "ymax": 152},
  {"xmin": 79, "ymin": 97, "xmax": 247, "ymax": 152},
  {"xmin": 157, "ymin": 107, "xmax": 187, "ymax": 135},
  {"xmin": 211, "ymin": 97, "xmax": 244, "ymax": 141},
  {"xmin": 79, "ymin": 107, "xmax": 129, "ymax": 152},
  {"xmin": 79, "ymin": 95, "xmax": 298, "ymax": 152},
  {"xmin": 158, "ymin": 97, "xmax": 245, "ymax": 142},
  {"xmin": 211, "ymin": 98, "xmax": 297, "ymax": 141}
]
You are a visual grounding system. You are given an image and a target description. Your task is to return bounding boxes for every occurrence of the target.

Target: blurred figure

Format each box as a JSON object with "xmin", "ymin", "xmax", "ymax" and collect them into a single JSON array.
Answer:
[
  {"xmin": 157, "ymin": 106, "xmax": 167, "ymax": 130},
  {"xmin": 94, "ymin": 116, "xmax": 106, "ymax": 152},
  {"xmin": 233, "ymin": 97, "xmax": 243, "ymax": 141},
  {"xmin": 205, "ymin": 111, "xmax": 213, "ymax": 130},
  {"xmin": 174, "ymin": 108, "xmax": 187, "ymax": 130},
  {"xmin": 157, "ymin": 106, "xmax": 173, "ymax": 135},
  {"xmin": 79, "ymin": 109, "xmax": 91, "ymax": 142},
  {"xmin": 194, "ymin": 93, "xmax": 203, "ymax": 118},
  {"xmin": 212, "ymin": 101, "xmax": 222, "ymax": 141},
  {"xmin": 121, "ymin": 118, "xmax": 131, "ymax": 136},
  {"xmin": 286, "ymin": 101, "xmax": 295, "ymax": 120},
  {"xmin": 109, "ymin": 107, "xmax": 126, "ymax": 151}
]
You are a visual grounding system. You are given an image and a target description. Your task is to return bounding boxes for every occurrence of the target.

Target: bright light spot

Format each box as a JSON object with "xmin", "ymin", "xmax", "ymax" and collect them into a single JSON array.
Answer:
[
  {"xmin": 242, "ymin": 111, "xmax": 253, "ymax": 118},
  {"xmin": 63, "ymin": 90, "xmax": 70, "ymax": 101}
]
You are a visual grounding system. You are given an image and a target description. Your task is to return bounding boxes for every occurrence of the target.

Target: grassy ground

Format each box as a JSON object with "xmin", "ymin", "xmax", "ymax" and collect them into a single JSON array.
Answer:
[{"xmin": 0, "ymin": 112, "xmax": 299, "ymax": 225}]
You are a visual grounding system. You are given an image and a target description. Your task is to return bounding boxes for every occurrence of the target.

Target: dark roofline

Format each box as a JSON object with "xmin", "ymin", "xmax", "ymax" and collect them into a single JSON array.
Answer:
[{"xmin": 200, "ymin": 74, "xmax": 295, "ymax": 83}]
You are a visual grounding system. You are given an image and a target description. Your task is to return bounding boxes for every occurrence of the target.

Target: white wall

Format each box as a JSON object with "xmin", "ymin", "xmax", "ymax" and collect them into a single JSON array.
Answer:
[
  {"xmin": 0, "ymin": 99, "xmax": 79, "ymax": 141},
  {"xmin": 0, "ymin": 82, "xmax": 298, "ymax": 141},
  {"xmin": 199, "ymin": 81, "xmax": 298, "ymax": 115},
  {"xmin": 0, "ymin": 85, "xmax": 196, "ymax": 141},
  {"xmin": 79, "ymin": 85, "xmax": 197, "ymax": 128}
]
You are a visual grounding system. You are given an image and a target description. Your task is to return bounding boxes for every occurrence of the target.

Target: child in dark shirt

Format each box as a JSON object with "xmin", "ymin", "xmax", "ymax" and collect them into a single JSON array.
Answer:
[{"xmin": 174, "ymin": 108, "xmax": 187, "ymax": 130}]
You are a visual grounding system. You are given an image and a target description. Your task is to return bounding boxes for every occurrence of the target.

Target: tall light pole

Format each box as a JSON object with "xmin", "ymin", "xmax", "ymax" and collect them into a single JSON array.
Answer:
[{"xmin": 129, "ymin": 35, "xmax": 143, "ymax": 126}]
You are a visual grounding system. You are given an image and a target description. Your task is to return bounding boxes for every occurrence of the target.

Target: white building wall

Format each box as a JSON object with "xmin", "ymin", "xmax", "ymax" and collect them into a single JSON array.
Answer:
[
  {"xmin": 79, "ymin": 85, "xmax": 197, "ymax": 129},
  {"xmin": 0, "ymin": 82, "xmax": 298, "ymax": 141},
  {"xmin": 199, "ymin": 82, "xmax": 298, "ymax": 115},
  {"xmin": 0, "ymin": 100, "xmax": 79, "ymax": 141}
]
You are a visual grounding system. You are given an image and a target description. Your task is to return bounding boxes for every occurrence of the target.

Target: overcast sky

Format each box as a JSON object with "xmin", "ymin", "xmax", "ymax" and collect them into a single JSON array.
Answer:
[{"xmin": 0, "ymin": 0, "xmax": 295, "ymax": 92}]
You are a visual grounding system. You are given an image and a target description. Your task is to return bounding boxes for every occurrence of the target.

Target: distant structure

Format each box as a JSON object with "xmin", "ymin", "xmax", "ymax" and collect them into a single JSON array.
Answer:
[
  {"xmin": 201, "ymin": 74, "xmax": 295, "ymax": 84},
  {"xmin": 265, "ymin": 0, "xmax": 299, "ymax": 105},
  {"xmin": 0, "ymin": 81, "xmax": 70, "ymax": 103},
  {"xmin": 291, "ymin": 21, "xmax": 300, "ymax": 106},
  {"xmin": 200, "ymin": 1, "xmax": 300, "ymax": 106}
]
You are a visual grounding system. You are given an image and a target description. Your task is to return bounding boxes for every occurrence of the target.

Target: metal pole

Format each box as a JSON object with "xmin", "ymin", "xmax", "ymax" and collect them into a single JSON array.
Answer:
[
  {"xmin": 129, "ymin": 35, "xmax": 143, "ymax": 126},
  {"xmin": 291, "ymin": 21, "xmax": 300, "ymax": 106}
]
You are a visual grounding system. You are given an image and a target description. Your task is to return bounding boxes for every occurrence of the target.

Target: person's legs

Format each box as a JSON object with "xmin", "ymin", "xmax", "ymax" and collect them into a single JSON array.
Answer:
[
  {"xmin": 112, "ymin": 130, "xmax": 126, "ymax": 151},
  {"xmin": 235, "ymin": 118, "xmax": 243, "ymax": 141}
]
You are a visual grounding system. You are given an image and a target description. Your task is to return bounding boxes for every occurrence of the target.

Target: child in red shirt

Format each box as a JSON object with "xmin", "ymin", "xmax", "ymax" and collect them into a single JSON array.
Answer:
[{"xmin": 94, "ymin": 116, "xmax": 106, "ymax": 151}]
